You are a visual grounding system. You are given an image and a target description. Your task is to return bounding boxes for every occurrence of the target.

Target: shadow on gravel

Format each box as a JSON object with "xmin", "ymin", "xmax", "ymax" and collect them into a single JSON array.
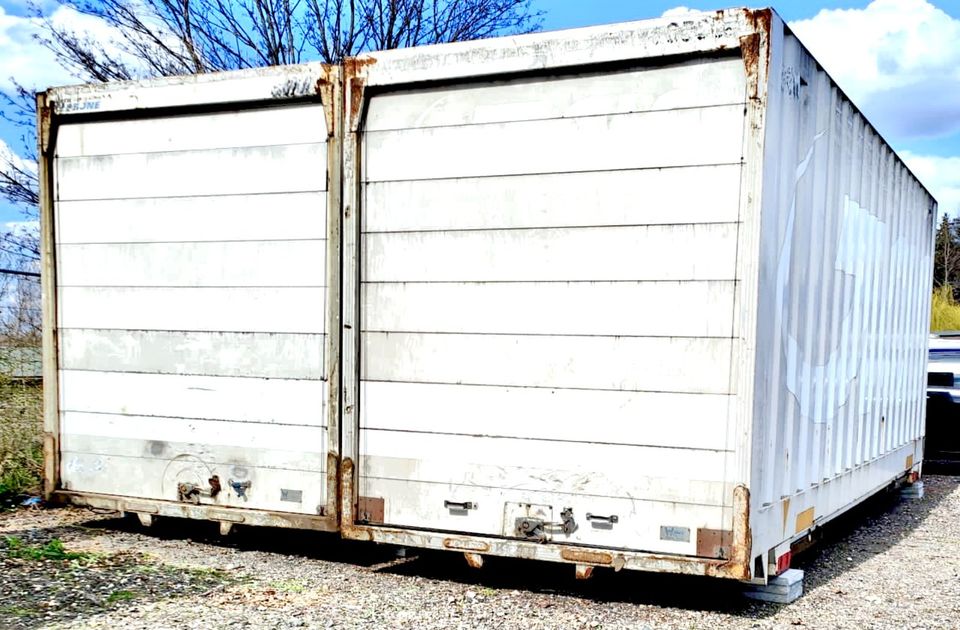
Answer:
[
  {"xmin": 924, "ymin": 460, "xmax": 960, "ymax": 476},
  {"xmin": 23, "ymin": 474, "xmax": 954, "ymax": 622},
  {"xmin": 789, "ymin": 475, "xmax": 957, "ymax": 594},
  {"xmin": 71, "ymin": 513, "xmax": 399, "ymax": 567}
]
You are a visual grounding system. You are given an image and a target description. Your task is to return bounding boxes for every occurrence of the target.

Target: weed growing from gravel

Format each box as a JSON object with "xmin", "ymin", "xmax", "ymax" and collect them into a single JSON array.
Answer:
[
  {"xmin": 0, "ymin": 605, "xmax": 34, "ymax": 617},
  {"xmin": 106, "ymin": 590, "xmax": 137, "ymax": 604},
  {"xmin": 1, "ymin": 536, "xmax": 96, "ymax": 562},
  {"xmin": 270, "ymin": 579, "xmax": 306, "ymax": 593}
]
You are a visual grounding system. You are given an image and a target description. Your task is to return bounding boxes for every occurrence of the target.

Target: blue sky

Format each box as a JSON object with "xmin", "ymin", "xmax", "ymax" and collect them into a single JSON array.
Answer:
[{"xmin": 1, "ymin": 0, "xmax": 959, "ymax": 221}]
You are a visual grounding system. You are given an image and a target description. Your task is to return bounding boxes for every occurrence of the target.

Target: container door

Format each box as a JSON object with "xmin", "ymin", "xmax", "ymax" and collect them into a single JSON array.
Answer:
[
  {"xmin": 55, "ymin": 104, "xmax": 332, "ymax": 516},
  {"xmin": 357, "ymin": 57, "xmax": 748, "ymax": 556}
]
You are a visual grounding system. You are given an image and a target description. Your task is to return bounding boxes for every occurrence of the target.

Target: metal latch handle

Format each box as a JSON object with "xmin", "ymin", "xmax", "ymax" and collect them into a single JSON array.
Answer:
[
  {"xmin": 444, "ymin": 500, "xmax": 476, "ymax": 510},
  {"xmin": 586, "ymin": 513, "xmax": 619, "ymax": 524}
]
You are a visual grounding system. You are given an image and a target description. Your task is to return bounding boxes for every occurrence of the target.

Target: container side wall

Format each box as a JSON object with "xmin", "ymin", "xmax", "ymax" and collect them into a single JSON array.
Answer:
[
  {"xmin": 751, "ymin": 29, "xmax": 935, "ymax": 559},
  {"xmin": 52, "ymin": 102, "xmax": 336, "ymax": 516}
]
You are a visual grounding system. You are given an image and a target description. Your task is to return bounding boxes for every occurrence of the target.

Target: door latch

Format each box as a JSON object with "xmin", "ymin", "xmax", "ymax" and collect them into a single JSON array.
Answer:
[
  {"xmin": 177, "ymin": 475, "xmax": 222, "ymax": 504},
  {"xmin": 515, "ymin": 507, "xmax": 578, "ymax": 541}
]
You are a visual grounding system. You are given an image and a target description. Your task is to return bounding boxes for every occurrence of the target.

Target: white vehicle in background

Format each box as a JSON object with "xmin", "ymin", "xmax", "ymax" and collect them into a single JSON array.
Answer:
[{"xmin": 927, "ymin": 333, "xmax": 960, "ymax": 463}]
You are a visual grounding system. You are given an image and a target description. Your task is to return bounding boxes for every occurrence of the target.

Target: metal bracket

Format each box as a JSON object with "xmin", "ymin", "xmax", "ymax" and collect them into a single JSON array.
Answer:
[
  {"xmin": 515, "ymin": 517, "xmax": 547, "ymax": 542},
  {"xmin": 515, "ymin": 507, "xmax": 578, "ymax": 542},
  {"xmin": 444, "ymin": 500, "xmax": 477, "ymax": 511},
  {"xmin": 228, "ymin": 479, "xmax": 251, "ymax": 501},
  {"xmin": 559, "ymin": 507, "xmax": 578, "ymax": 535},
  {"xmin": 177, "ymin": 476, "xmax": 222, "ymax": 504}
]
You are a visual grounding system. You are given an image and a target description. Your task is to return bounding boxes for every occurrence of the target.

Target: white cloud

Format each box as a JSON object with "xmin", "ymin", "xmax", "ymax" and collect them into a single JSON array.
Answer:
[
  {"xmin": 0, "ymin": 136, "xmax": 35, "ymax": 175},
  {"xmin": 0, "ymin": 5, "xmax": 139, "ymax": 95},
  {"xmin": 0, "ymin": 7, "xmax": 73, "ymax": 94},
  {"xmin": 661, "ymin": 7, "xmax": 700, "ymax": 19},
  {"xmin": 791, "ymin": 0, "xmax": 960, "ymax": 140},
  {"xmin": 4, "ymin": 220, "xmax": 38, "ymax": 236},
  {"xmin": 901, "ymin": 152, "xmax": 960, "ymax": 213}
]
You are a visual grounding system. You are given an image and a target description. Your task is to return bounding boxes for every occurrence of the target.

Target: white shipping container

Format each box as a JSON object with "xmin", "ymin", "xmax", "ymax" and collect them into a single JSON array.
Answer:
[
  {"xmin": 40, "ymin": 65, "xmax": 344, "ymax": 531},
  {"xmin": 337, "ymin": 7, "xmax": 935, "ymax": 582},
  {"xmin": 39, "ymin": 7, "xmax": 935, "ymax": 583}
]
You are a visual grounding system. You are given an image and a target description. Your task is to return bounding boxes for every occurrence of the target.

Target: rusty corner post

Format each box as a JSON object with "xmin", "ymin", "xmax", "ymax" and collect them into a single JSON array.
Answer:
[
  {"xmin": 739, "ymin": 8, "xmax": 773, "ymax": 103},
  {"xmin": 37, "ymin": 91, "xmax": 60, "ymax": 501},
  {"xmin": 315, "ymin": 64, "xmax": 344, "ymax": 526},
  {"xmin": 719, "ymin": 484, "xmax": 753, "ymax": 580},
  {"xmin": 338, "ymin": 55, "xmax": 377, "ymax": 541}
]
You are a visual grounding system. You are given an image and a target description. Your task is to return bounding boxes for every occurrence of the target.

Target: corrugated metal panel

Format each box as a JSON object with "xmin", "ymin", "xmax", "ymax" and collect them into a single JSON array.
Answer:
[{"xmin": 748, "ymin": 24, "xmax": 934, "ymax": 558}]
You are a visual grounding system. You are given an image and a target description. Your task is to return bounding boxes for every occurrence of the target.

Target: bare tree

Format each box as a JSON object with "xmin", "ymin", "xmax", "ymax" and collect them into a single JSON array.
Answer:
[
  {"xmin": 37, "ymin": 0, "xmax": 540, "ymax": 76},
  {"xmin": 0, "ymin": 0, "xmax": 541, "ymax": 340}
]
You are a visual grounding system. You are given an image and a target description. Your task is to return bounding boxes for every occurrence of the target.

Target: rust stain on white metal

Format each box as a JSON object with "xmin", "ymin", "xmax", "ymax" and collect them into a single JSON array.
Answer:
[
  {"xmin": 57, "ymin": 491, "xmax": 340, "ymax": 532},
  {"xmin": 574, "ymin": 565, "xmax": 594, "ymax": 580},
  {"xmin": 560, "ymin": 549, "xmax": 613, "ymax": 565},
  {"xmin": 463, "ymin": 552, "xmax": 484, "ymax": 569},
  {"xmin": 442, "ymin": 538, "xmax": 490, "ymax": 552},
  {"xmin": 713, "ymin": 485, "xmax": 752, "ymax": 580}
]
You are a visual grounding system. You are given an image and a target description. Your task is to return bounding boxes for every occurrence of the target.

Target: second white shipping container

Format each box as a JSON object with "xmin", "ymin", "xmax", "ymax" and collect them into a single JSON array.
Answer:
[{"xmin": 337, "ymin": 7, "xmax": 935, "ymax": 582}]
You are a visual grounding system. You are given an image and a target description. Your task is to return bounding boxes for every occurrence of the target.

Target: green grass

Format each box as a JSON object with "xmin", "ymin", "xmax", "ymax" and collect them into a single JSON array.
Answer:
[
  {"xmin": 0, "ymin": 378, "xmax": 43, "ymax": 505},
  {"xmin": 106, "ymin": 590, "xmax": 137, "ymax": 604},
  {"xmin": 269, "ymin": 579, "xmax": 306, "ymax": 593},
  {"xmin": 932, "ymin": 285, "xmax": 960, "ymax": 331},
  {"xmin": 0, "ymin": 604, "xmax": 35, "ymax": 617},
  {"xmin": 1, "ymin": 536, "xmax": 96, "ymax": 562}
]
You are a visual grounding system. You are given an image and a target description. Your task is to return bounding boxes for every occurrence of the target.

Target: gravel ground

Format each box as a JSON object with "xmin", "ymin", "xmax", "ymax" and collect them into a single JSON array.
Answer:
[{"xmin": 0, "ymin": 475, "xmax": 957, "ymax": 630}]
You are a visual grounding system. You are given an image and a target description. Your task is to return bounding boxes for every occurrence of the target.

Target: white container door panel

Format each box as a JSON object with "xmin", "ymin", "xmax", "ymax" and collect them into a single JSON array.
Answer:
[
  {"xmin": 55, "ymin": 104, "xmax": 331, "ymax": 516},
  {"xmin": 358, "ymin": 58, "xmax": 747, "ymax": 556}
]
